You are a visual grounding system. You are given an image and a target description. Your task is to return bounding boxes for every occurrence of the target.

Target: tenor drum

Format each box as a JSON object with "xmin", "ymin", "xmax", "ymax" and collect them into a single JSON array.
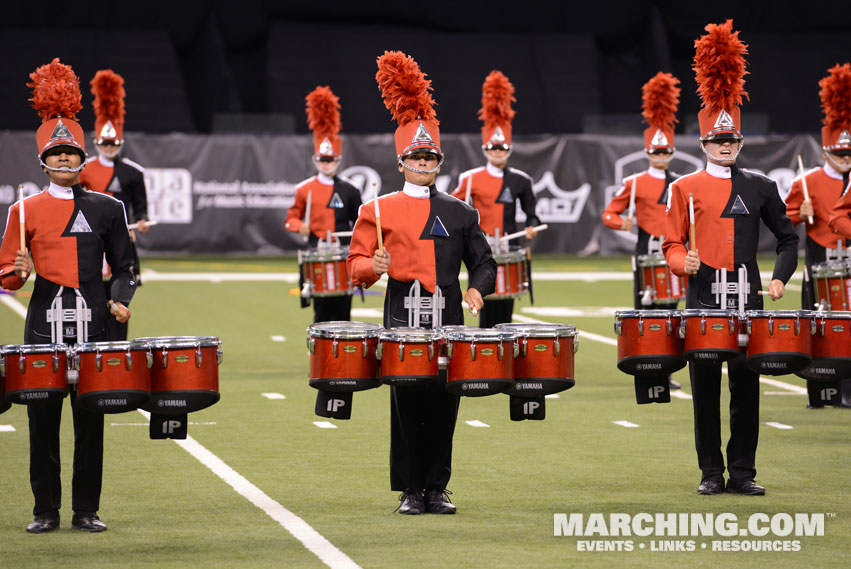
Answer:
[
  {"xmin": 495, "ymin": 322, "xmax": 577, "ymax": 395},
  {"xmin": 636, "ymin": 254, "xmax": 685, "ymax": 305},
  {"xmin": 490, "ymin": 249, "xmax": 528, "ymax": 299},
  {"xmin": 378, "ymin": 328, "xmax": 441, "ymax": 386},
  {"xmin": 745, "ymin": 310, "xmax": 814, "ymax": 375},
  {"xmin": 812, "ymin": 260, "xmax": 851, "ymax": 311},
  {"xmin": 0, "ymin": 344, "xmax": 68, "ymax": 404},
  {"xmin": 75, "ymin": 341, "xmax": 152, "ymax": 413},
  {"xmin": 796, "ymin": 312, "xmax": 851, "ymax": 381},
  {"xmin": 442, "ymin": 327, "xmax": 516, "ymax": 396},
  {"xmin": 307, "ymin": 321, "xmax": 381, "ymax": 392},
  {"xmin": 134, "ymin": 336, "xmax": 222, "ymax": 414},
  {"xmin": 301, "ymin": 246, "xmax": 352, "ymax": 297},
  {"xmin": 614, "ymin": 310, "xmax": 685, "ymax": 375},
  {"xmin": 680, "ymin": 309, "xmax": 741, "ymax": 362}
]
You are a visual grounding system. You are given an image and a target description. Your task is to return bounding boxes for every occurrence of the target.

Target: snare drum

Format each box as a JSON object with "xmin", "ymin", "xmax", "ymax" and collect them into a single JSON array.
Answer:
[
  {"xmin": 378, "ymin": 328, "xmax": 441, "ymax": 386},
  {"xmin": 490, "ymin": 249, "xmax": 528, "ymax": 299},
  {"xmin": 495, "ymin": 323, "xmax": 577, "ymax": 396},
  {"xmin": 75, "ymin": 341, "xmax": 152, "ymax": 413},
  {"xmin": 301, "ymin": 245, "xmax": 353, "ymax": 297},
  {"xmin": 680, "ymin": 309, "xmax": 741, "ymax": 362},
  {"xmin": 812, "ymin": 260, "xmax": 851, "ymax": 311},
  {"xmin": 307, "ymin": 321, "xmax": 381, "ymax": 392},
  {"xmin": 637, "ymin": 254, "xmax": 685, "ymax": 305},
  {"xmin": 614, "ymin": 310, "xmax": 685, "ymax": 375},
  {"xmin": 442, "ymin": 327, "xmax": 516, "ymax": 396},
  {"xmin": 745, "ymin": 310, "xmax": 814, "ymax": 375},
  {"xmin": 0, "ymin": 344, "xmax": 68, "ymax": 404},
  {"xmin": 135, "ymin": 336, "xmax": 222, "ymax": 414},
  {"xmin": 796, "ymin": 312, "xmax": 851, "ymax": 381}
]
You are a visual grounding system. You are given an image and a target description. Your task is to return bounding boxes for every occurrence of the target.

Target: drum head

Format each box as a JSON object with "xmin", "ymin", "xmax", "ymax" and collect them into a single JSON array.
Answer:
[
  {"xmin": 307, "ymin": 321, "xmax": 382, "ymax": 340},
  {"xmin": 636, "ymin": 254, "xmax": 666, "ymax": 267},
  {"xmin": 0, "ymin": 343, "xmax": 66, "ymax": 355},
  {"xmin": 615, "ymin": 310, "xmax": 680, "ymax": 320},
  {"xmin": 379, "ymin": 327, "xmax": 439, "ymax": 342},
  {"xmin": 681, "ymin": 309, "xmax": 738, "ymax": 318},
  {"xmin": 495, "ymin": 322, "xmax": 576, "ymax": 338},
  {"xmin": 76, "ymin": 341, "xmax": 149, "ymax": 352},
  {"xmin": 133, "ymin": 336, "xmax": 221, "ymax": 349},
  {"xmin": 441, "ymin": 327, "xmax": 516, "ymax": 343}
]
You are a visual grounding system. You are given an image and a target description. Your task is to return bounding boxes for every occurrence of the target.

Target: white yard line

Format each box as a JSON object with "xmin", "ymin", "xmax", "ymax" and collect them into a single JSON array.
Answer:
[
  {"xmin": 0, "ymin": 294, "xmax": 28, "ymax": 318},
  {"xmin": 465, "ymin": 420, "xmax": 490, "ymax": 428},
  {"xmin": 612, "ymin": 420, "xmax": 640, "ymax": 428},
  {"xmin": 670, "ymin": 390, "xmax": 693, "ymax": 400},
  {"xmin": 764, "ymin": 421, "xmax": 794, "ymax": 430}
]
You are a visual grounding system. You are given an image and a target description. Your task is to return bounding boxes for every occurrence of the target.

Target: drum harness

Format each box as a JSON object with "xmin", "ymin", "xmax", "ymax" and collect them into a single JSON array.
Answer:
[
  {"xmin": 404, "ymin": 280, "xmax": 445, "ymax": 328},
  {"xmin": 45, "ymin": 286, "xmax": 91, "ymax": 385}
]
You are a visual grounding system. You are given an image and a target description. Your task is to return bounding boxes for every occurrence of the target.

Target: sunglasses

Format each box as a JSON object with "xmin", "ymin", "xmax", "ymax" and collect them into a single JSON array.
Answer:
[
  {"xmin": 314, "ymin": 156, "xmax": 339, "ymax": 163},
  {"xmin": 830, "ymin": 150, "xmax": 851, "ymax": 158},
  {"xmin": 647, "ymin": 149, "xmax": 674, "ymax": 156}
]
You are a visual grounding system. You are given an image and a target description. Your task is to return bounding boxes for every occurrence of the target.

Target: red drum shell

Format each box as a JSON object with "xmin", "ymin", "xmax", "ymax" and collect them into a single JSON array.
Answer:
[
  {"xmin": 76, "ymin": 342, "xmax": 151, "ymax": 413},
  {"xmin": 495, "ymin": 323, "xmax": 577, "ymax": 396},
  {"xmin": 745, "ymin": 311, "xmax": 813, "ymax": 376},
  {"xmin": 615, "ymin": 311, "xmax": 685, "ymax": 375},
  {"xmin": 681, "ymin": 310, "xmax": 741, "ymax": 363},
  {"xmin": 303, "ymin": 247, "xmax": 352, "ymax": 297},
  {"xmin": 1, "ymin": 344, "xmax": 68, "ymax": 404},
  {"xmin": 796, "ymin": 313, "xmax": 851, "ymax": 381},
  {"xmin": 490, "ymin": 250, "xmax": 528, "ymax": 300},
  {"xmin": 137, "ymin": 337, "xmax": 222, "ymax": 414},
  {"xmin": 444, "ymin": 328, "xmax": 515, "ymax": 396},
  {"xmin": 813, "ymin": 261, "xmax": 851, "ymax": 311},
  {"xmin": 378, "ymin": 329, "xmax": 440, "ymax": 386},
  {"xmin": 307, "ymin": 322, "xmax": 380, "ymax": 392}
]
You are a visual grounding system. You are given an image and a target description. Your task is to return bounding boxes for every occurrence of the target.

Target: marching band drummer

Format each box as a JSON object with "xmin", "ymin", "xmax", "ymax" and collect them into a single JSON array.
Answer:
[
  {"xmin": 285, "ymin": 86, "xmax": 362, "ymax": 323},
  {"xmin": 663, "ymin": 21, "xmax": 798, "ymax": 496},
  {"xmin": 0, "ymin": 59, "xmax": 136, "ymax": 533},
  {"xmin": 348, "ymin": 51, "xmax": 495, "ymax": 515},
  {"xmin": 79, "ymin": 69, "xmax": 149, "ymax": 341},
  {"xmin": 451, "ymin": 71, "xmax": 538, "ymax": 328},
  {"xmin": 787, "ymin": 63, "xmax": 851, "ymax": 409},
  {"xmin": 602, "ymin": 72, "xmax": 684, "ymax": 393}
]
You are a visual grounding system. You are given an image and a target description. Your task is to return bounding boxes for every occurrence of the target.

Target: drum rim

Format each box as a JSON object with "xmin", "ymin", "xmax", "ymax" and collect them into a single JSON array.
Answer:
[
  {"xmin": 494, "ymin": 322, "xmax": 577, "ymax": 337},
  {"xmin": 681, "ymin": 309, "xmax": 739, "ymax": 317},
  {"xmin": 379, "ymin": 327, "xmax": 440, "ymax": 341},
  {"xmin": 76, "ymin": 340, "xmax": 153, "ymax": 352},
  {"xmin": 443, "ymin": 329, "xmax": 517, "ymax": 342},
  {"xmin": 615, "ymin": 310, "xmax": 681, "ymax": 318},
  {"xmin": 636, "ymin": 254, "xmax": 667, "ymax": 266},
  {"xmin": 492, "ymin": 249, "xmax": 527, "ymax": 261},
  {"xmin": 307, "ymin": 321, "xmax": 382, "ymax": 339},
  {"xmin": 744, "ymin": 310, "xmax": 815, "ymax": 318},
  {"xmin": 0, "ymin": 343, "xmax": 68, "ymax": 354},
  {"xmin": 811, "ymin": 311, "xmax": 851, "ymax": 320},
  {"xmin": 301, "ymin": 247, "xmax": 348, "ymax": 261},
  {"xmin": 131, "ymin": 336, "xmax": 221, "ymax": 348}
]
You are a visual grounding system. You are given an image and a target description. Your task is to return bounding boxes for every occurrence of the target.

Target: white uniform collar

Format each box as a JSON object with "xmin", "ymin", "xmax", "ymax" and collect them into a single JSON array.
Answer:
[
  {"xmin": 823, "ymin": 161, "xmax": 843, "ymax": 180},
  {"xmin": 705, "ymin": 162, "xmax": 732, "ymax": 179},
  {"xmin": 647, "ymin": 166, "xmax": 667, "ymax": 179},
  {"xmin": 48, "ymin": 182, "xmax": 75, "ymax": 200},
  {"xmin": 402, "ymin": 181, "xmax": 431, "ymax": 199},
  {"xmin": 486, "ymin": 162, "xmax": 505, "ymax": 177},
  {"xmin": 317, "ymin": 173, "xmax": 334, "ymax": 185},
  {"xmin": 97, "ymin": 155, "xmax": 114, "ymax": 167}
]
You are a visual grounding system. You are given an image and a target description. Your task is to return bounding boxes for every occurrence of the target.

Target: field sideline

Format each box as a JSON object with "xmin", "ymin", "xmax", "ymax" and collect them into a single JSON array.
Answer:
[{"xmin": 0, "ymin": 255, "xmax": 848, "ymax": 569}]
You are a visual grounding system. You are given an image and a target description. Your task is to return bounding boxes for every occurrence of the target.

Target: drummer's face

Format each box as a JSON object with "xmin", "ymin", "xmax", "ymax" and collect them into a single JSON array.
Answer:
[
  {"xmin": 825, "ymin": 150, "xmax": 851, "ymax": 173},
  {"xmin": 400, "ymin": 152, "xmax": 440, "ymax": 186},
  {"xmin": 314, "ymin": 156, "xmax": 339, "ymax": 177}
]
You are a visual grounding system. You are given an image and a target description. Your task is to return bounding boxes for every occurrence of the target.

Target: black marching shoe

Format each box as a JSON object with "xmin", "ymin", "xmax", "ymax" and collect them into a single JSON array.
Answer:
[
  {"xmin": 71, "ymin": 512, "xmax": 108, "ymax": 532},
  {"xmin": 397, "ymin": 489, "xmax": 425, "ymax": 515},
  {"xmin": 726, "ymin": 478, "xmax": 765, "ymax": 496},
  {"xmin": 697, "ymin": 475, "xmax": 725, "ymax": 495},
  {"xmin": 26, "ymin": 515, "xmax": 59, "ymax": 534},
  {"xmin": 669, "ymin": 378, "xmax": 681, "ymax": 390},
  {"xmin": 424, "ymin": 489, "xmax": 456, "ymax": 514}
]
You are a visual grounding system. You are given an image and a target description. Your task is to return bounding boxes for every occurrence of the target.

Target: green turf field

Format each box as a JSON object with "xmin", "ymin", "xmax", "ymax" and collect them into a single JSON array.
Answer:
[{"xmin": 0, "ymin": 255, "xmax": 848, "ymax": 569}]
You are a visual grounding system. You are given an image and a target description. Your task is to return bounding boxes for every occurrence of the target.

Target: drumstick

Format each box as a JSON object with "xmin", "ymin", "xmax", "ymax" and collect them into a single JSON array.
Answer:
[
  {"xmin": 499, "ymin": 224, "xmax": 549, "ymax": 242},
  {"xmin": 331, "ymin": 230, "xmax": 353, "ymax": 238},
  {"xmin": 374, "ymin": 192, "xmax": 384, "ymax": 253},
  {"xmin": 127, "ymin": 220, "xmax": 158, "ymax": 231},
  {"xmin": 688, "ymin": 193, "xmax": 696, "ymax": 252},
  {"xmin": 627, "ymin": 177, "xmax": 636, "ymax": 221},
  {"xmin": 797, "ymin": 155, "xmax": 813, "ymax": 225},
  {"xmin": 303, "ymin": 190, "xmax": 312, "ymax": 243},
  {"xmin": 464, "ymin": 174, "xmax": 472, "ymax": 205},
  {"xmin": 18, "ymin": 185, "xmax": 26, "ymax": 254}
]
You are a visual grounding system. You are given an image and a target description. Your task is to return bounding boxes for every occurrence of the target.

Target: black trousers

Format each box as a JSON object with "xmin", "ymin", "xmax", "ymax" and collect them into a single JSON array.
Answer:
[
  {"xmin": 689, "ymin": 352, "xmax": 760, "ymax": 481},
  {"xmin": 313, "ymin": 295, "xmax": 352, "ymax": 323},
  {"xmin": 28, "ymin": 390, "xmax": 105, "ymax": 516},
  {"xmin": 389, "ymin": 372, "xmax": 460, "ymax": 492},
  {"xmin": 479, "ymin": 298, "xmax": 514, "ymax": 328}
]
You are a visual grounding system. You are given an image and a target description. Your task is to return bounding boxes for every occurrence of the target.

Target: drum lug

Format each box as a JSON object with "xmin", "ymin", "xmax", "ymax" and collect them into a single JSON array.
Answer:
[
  {"xmin": 679, "ymin": 319, "xmax": 686, "ymax": 339},
  {"xmin": 74, "ymin": 352, "xmax": 81, "ymax": 372},
  {"xmin": 332, "ymin": 339, "xmax": 338, "ymax": 359},
  {"xmin": 398, "ymin": 343, "xmax": 405, "ymax": 362},
  {"xmin": 362, "ymin": 338, "xmax": 368, "ymax": 359},
  {"xmin": 0, "ymin": 355, "xmax": 5, "ymax": 376},
  {"xmin": 497, "ymin": 342, "xmax": 504, "ymax": 361},
  {"xmin": 522, "ymin": 336, "xmax": 528, "ymax": 357},
  {"xmin": 794, "ymin": 317, "xmax": 800, "ymax": 336},
  {"xmin": 819, "ymin": 318, "xmax": 826, "ymax": 337},
  {"xmin": 147, "ymin": 349, "xmax": 154, "ymax": 369},
  {"xmin": 768, "ymin": 315, "xmax": 774, "ymax": 336},
  {"xmin": 665, "ymin": 316, "xmax": 672, "ymax": 336},
  {"xmin": 638, "ymin": 316, "xmax": 644, "ymax": 336},
  {"xmin": 700, "ymin": 316, "xmax": 706, "ymax": 336},
  {"xmin": 573, "ymin": 334, "xmax": 579, "ymax": 354},
  {"xmin": 162, "ymin": 347, "xmax": 169, "ymax": 369},
  {"xmin": 428, "ymin": 342, "xmax": 435, "ymax": 362},
  {"xmin": 553, "ymin": 338, "xmax": 560, "ymax": 357},
  {"xmin": 126, "ymin": 350, "xmax": 133, "ymax": 371},
  {"xmin": 614, "ymin": 320, "xmax": 622, "ymax": 336},
  {"xmin": 19, "ymin": 354, "xmax": 26, "ymax": 375},
  {"xmin": 447, "ymin": 343, "xmax": 454, "ymax": 360},
  {"xmin": 729, "ymin": 316, "xmax": 736, "ymax": 336},
  {"xmin": 196, "ymin": 345, "xmax": 203, "ymax": 368},
  {"xmin": 217, "ymin": 348, "xmax": 224, "ymax": 366},
  {"xmin": 376, "ymin": 342, "xmax": 383, "ymax": 360},
  {"xmin": 96, "ymin": 351, "xmax": 103, "ymax": 372},
  {"xmin": 307, "ymin": 338, "xmax": 315, "ymax": 355},
  {"xmin": 470, "ymin": 342, "xmax": 477, "ymax": 362},
  {"xmin": 747, "ymin": 319, "xmax": 752, "ymax": 336},
  {"xmin": 53, "ymin": 351, "xmax": 60, "ymax": 373}
]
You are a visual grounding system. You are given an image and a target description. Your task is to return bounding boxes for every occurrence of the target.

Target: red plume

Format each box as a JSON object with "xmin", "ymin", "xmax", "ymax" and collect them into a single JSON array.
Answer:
[
  {"xmin": 91, "ymin": 69, "xmax": 126, "ymax": 131},
  {"xmin": 376, "ymin": 51, "xmax": 438, "ymax": 126},
  {"xmin": 819, "ymin": 62, "xmax": 851, "ymax": 130},
  {"xmin": 27, "ymin": 57, "xmax": 83, "ymax": 122},
  {"xmin": 305, "ymin": 85, "xmax": 341, "ymax": 139},
  {"xmin": 693, "ymin": 20, "xmax": 749, "ymax": 114},
  {"xmin": 641, "ymin": 72, "xmax": 680, "ymax": 130},
  {"xmin": 478, "ymin": 70, "xmax": 516, "ymax": 128}
]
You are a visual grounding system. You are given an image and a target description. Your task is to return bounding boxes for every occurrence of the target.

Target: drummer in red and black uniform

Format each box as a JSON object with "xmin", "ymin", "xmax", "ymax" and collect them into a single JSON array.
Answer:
[
  {"xmin": 451, "ymin": 71, "xmax": 538, "ymax": 328},
  {"xmin": 0, "ymin": 59, "xmax": 135, "ymax": 533},
  {"xmin": 79, "ymin": 69, "xmax": 148, "ymax": 340},
  {"xmin": 285, "ymin": 86, "xmax": 362, "ymax": 323},
  {"xmin": 788, "ymin": 63, "xmax": 851, "ymax": 408},
  {"xmin": 663, "ymin": 22, "xmax": 798, "ymax": 496},
  {"xmin": 348, "ymin": 51, "xmax": 495, "ymax": 515}
]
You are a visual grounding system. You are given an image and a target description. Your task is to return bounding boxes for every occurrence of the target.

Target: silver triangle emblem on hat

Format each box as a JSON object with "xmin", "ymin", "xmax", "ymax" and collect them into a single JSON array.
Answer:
[
  {"xmin": 489, "ymin": 126, "xmax": 506, "ymax": 144},
  {"xmin": 651, "ymin": 128, "xmax": 669, "ymax": 146},
  {"xmin": 714, "ymin": 110, "xmax": 736, "ymax": 129},
  {"xmin": 51, "ymin": 119, "xmax": 72, "ymax": 139},
  {"xmin": 838, "ymin": 130, "xmax": 851, "ymax": 146},
  {"xmin": 99, "ymin": 120, "xmax": 117, "ymax": 139},
  {"xmin": 318, "ymin": 136, "xmax": 334, "ymax": 155},
  {"xmin": 70, "ymin": 210, "xmax": 93, "ymax": 233},
  {"xmin": 412, "ymin": 121, "xmax": 433, "ymax": 143}
]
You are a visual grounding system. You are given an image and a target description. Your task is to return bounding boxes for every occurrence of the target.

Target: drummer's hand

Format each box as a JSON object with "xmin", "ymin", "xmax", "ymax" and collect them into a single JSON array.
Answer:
[
  {"xmin": 800, "ymin": 199, "xmax": 814, "ymax": 219},
  {"xmin": 524, "ymin": 226, "xmax": 538, "ymax": 240},
  {"xmin": 129, "ymin": 229, "xmax": 137, "ymax": 243},
  {"xmin": 767, "ymin": 279, "xmax": 785, "ymax": 301},
  {"xmin": 14, "ymin": 249, "xmax": 33, "ymax": 280},
  {"xmin": 464, "ymin": 288, "xmax": 484, "ymax": 315},
  {"xmin": 109, "ymin": 301, "xmax": 131, "ymax": 323},
  {"xmin": 373, "ymin": 249, "xmax": 390, "ymax": 275},
  {"xmin": 683, "ymin": 249, "xmax": 700, "ymax": 275},
  {"xmin": 136, "ymin": 219, "xmax": 150, "ymax": 234},
  {"xmin": 298, "ymin": 224, "xmax": 311, "ymax": 237},
  {"xmin": 621, "ymin": 217, "xmax": 634, "ymax": 231}
]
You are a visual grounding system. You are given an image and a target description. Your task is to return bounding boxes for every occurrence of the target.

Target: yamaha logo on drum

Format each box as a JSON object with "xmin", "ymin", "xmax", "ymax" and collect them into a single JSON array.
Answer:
[
  {"xmin": 107, "ymin": 358, "xmax": 121, "ymax": 366},
  {"xmin": 99, "ymin": 398, "xmax": 128, "ymax": 407},
  {"xmin": 480, "ymin": 348, "xmax": 495, "ymax": 356},
  {"xmin": 32, "ymin": 360, "xmax": 47, "ymax": 369},
  {"xmin": 410, "ymin": 349, "xmax": 424, "ymax": 357},
  {"xmin": 343, "ymin": 346, "xmax": 357, "ymax": 354},
  {"xmin": 175, "ymin": 355, "xmax": 190, "ymax": 363},
  {"xmin": 534, "ymin": 344, "xmax": 548, "ymax": 352},
  {"xmin": 832, "ymin": 325, "xmax": 845, "ymax": 333}
]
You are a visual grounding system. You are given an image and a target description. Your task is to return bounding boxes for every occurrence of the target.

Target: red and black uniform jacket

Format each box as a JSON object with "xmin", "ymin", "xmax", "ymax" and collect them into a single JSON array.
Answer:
[
  {"xmin": 664, "ymin": 162, "xmax": 798, "ymax": 309},
  {"xmin": 451, "ymin": 163, "xmax": 539, "ymax": 237},
  {"xmin": 348, "ymin": 183, "xmax": 496, "ymax": 328},
  {"xmin": 602, "ymin": 166, "xmax": 678, "ymax": 255},
  {"xmin": 285, "ymin": 174, "xmax": 362, "ymax": 246},
  {"xmin": 787, "ymin": 163, "xmax": 850, "ymax": 263},
  {"xmin": 79, "ymin": 155, "xmax": 148, "ymax": 224},
  {"xmin": 828, "ymin": 173, "xmax": 851, "ymax": 240},
  {"xmin": 0, "ymin": 184, "xmax": 136, "ymax": 341}
]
